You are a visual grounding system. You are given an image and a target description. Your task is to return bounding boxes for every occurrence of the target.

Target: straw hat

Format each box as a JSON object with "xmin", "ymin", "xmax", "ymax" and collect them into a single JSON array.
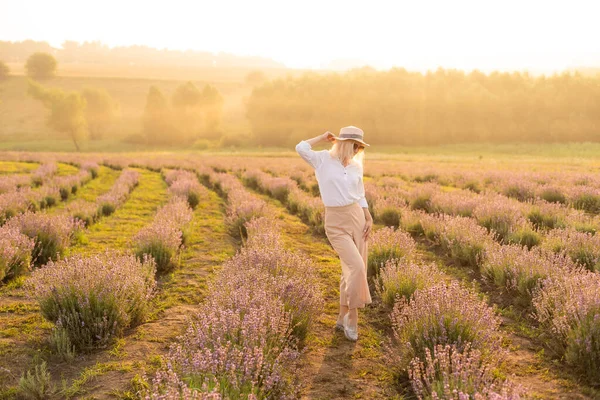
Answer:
[{"xmin": 333, "ymin": 126, "xmax": 370, "ymax": 147}]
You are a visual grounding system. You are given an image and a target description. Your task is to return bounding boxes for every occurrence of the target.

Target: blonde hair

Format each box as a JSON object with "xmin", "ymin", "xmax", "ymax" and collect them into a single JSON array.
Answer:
[{"xmin": 329, "ymin": 140, "xmax": 364, "ymax": 167}]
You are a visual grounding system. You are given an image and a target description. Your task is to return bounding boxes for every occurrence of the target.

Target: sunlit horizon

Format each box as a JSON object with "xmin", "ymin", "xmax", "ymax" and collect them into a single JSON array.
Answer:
[{"xmin": 2, "ymin": 0, "xmax": 600, "ymax": 73}]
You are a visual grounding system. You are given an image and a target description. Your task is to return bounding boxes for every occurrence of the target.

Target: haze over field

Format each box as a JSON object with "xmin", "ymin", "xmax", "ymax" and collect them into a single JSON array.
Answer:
[
  {"xmin": 2, "ymin": 0, "xmax": 600, "ymax": 72},
  {"xmin": 1, "ymin": 0, "xmax": 599, "ymax": 152}
]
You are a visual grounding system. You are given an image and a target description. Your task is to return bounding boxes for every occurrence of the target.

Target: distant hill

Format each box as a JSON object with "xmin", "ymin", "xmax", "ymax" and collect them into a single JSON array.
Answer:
[{"xmin": 0, "ymin": 39, "xmax": 286, "ymax": 69}]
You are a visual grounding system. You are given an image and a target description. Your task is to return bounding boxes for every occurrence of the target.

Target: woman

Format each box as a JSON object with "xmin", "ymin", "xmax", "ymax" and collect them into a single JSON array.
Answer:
[{"xmin": 295, "ymin": 125, "xmax": 373, "ymax": 342}]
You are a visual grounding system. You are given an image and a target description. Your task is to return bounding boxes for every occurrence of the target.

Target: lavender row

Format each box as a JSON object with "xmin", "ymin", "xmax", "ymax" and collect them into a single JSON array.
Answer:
[
  {"xmin": 367, "ymin": 164, "xmax": 600, "ymax": 205},
  {"xmin": 395, "ymin": 208, "xmax": 600, "ymax": 383},
  {"xmin": 241, "ymin": 168, "xmax": 325, "ymax": 234},
  {"xmin": 0, "ymin": 174, "xmax": 33, "ymax": 195},
  {"xmin": 57, "ymin": 166, "xmax": 138, "ymax": 228},
  {"xmin": 367, "ymin": 182, "xmax": 600, "ymax": 270},
  {"xmin": 367, "ymin": 226, "xmax": 522, "ymax": 399},
  {"xmin": 133, "ymin": 198, "xmax": 193, "ymax": 275},
  {"xmin": 199, "ymin": 169, "xmax": 269, "ymax": 239},
  {"xmin": 367, "ymin": 181, "xmax": 600, "ymax": 240},
  {"xmin": 0, "ymin": 163, "xmax": 98, "ymax": 224},
  {"xmin": 143, "ymin": 217, "xmax": 323, "ymax": 398},
  {"xmin": 0, "ymin": 212, "xmax": 83, "ymax": 281},
  {"xmin": 96, "ymin": 168, "xmax": 140, "ymax": 216},
  {"xmin": 162, "ymin": 169, "xmax": 208, "ymax": 209}
]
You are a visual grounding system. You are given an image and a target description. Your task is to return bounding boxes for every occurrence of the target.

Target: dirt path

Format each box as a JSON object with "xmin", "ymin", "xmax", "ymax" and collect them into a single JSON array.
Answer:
[
  {"xmin": 62, "ymin": 187, "xmax": 237, "ymax": 399},
  {"xmin": 244, "ymin": 189, "xmax": 397, "ymax": 400}
]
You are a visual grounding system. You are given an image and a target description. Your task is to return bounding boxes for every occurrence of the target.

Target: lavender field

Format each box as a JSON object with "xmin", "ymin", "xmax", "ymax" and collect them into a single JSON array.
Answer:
[{"xmin": 0, "ymin": 151, "xmax": 599, "ymax": 399}]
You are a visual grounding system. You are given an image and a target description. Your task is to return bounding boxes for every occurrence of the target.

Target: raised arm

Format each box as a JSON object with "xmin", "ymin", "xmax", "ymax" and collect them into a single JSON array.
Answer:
[{"xmin": 295, "ymin": 131, "xmax": 335, "ymax": 169}]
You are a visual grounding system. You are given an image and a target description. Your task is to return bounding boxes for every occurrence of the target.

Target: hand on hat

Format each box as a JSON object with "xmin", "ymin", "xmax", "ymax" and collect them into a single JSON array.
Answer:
[{"xmin": 322, "ymin": 131, "xmax": 336, "ymax": 143}]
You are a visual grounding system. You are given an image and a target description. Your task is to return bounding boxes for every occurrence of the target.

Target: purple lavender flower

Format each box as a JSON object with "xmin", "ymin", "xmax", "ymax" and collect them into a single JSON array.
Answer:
[
  {"xmin": 0, "ymin": 224, "xmax": 34, "ymax": 281},
  {"xmin": 389, "ymin": 281, "xmax": 502, "ymax": 371},
  {"xmin": 377, "ymin": 260, "xmax": 444, "ymax": 306},
  {"xmin": 542, "ymin": 228, "xmax": 600, "ymax": 272},
  {"xmin": 481, "ymin": 243, "xmax": 579, "ymax": 306},
  {"xmin": 26, "ymin": 252, "xmax": 156, "ymax": 352},
  {"xmin": 369, "ymin": 226, "xmax": 417, "ymax": 278},
  {"xmin": 532, "ymin": 271, "xmax": 600, "ymax": 382},
  {"xmin": 5, "ymin": 211, "xmax": 83, "ymax": 267},
  {"xmin": 409, "ymin": 343, "xmax": 523, "ymax": 399}
]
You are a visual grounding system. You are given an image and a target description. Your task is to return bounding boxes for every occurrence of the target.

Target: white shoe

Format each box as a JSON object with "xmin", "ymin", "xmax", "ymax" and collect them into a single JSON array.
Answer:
[{"xmin": 343, "ymin": 314, "xmax": 358, "ymax": 341}]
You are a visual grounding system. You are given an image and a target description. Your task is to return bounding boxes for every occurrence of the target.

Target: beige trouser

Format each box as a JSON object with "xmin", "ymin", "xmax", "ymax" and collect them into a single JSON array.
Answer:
[{"xmin": 324, "ymin": 202, "xmax": 372, "ymax": 309}]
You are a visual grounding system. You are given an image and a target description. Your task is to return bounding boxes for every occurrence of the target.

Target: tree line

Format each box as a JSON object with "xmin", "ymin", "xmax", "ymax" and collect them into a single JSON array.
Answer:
[
  {"xmin": 246, "ymin": 67, "xmax": 600, "ymax": 146},
  {"xmin": 0, "ymin": 52, "xmax": 225, "ymax": 150},
  {"xmin": 26, "ymin": 79, "xmax": 223, "ymax": 150}
]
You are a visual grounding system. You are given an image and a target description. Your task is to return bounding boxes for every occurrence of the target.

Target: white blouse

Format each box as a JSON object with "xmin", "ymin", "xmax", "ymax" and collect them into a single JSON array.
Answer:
[{"xmin": 295, "ymin": 140, "xmax": 368, "ymax": 208}]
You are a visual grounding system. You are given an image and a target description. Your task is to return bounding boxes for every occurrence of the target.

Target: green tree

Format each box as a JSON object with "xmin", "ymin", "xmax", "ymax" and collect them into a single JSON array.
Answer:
[
  {"xmin": 0, "ymin": 60, "xmax": 9, "ymax": 81},
  {"xmin": 171, "ymin": 81, "xmax": 202, "ymax": 141},
  {"xmin": 27, "ymin": 80, "xmax": 87, "ymax": 151},
  {"xmin": 199, "ymin": 84, "xmax": 224, "ymax": 140},
  {"xmin": 245, "ymin": 70, "xmax": 267, "ymax": 86},
  {"xmin": 25, "ymin": 52, "xmax": 57, "ymax": 80},
  {"xmin": 143, "ymin": 86, "xmax": 175, "ymax": 144},
  {"xmin": 81, "ymin": 87, "xmax": 120, "ymax": 140}
]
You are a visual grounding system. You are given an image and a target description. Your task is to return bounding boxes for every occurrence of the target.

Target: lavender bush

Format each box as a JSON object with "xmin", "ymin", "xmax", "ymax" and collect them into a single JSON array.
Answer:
[
  {"xmin": 165, "ymin": 169, "xmax": 205, "ymax": 209},
  {"xmin": 368, "ymin": 226, "xmax": 417, "ymax": 278},
  {"xmin": 5, "ymin": 212, "xmax": 83, "ymax": 267},
  {"xmin": 37, "ymin": 185, "xmax": 61, "ymax": 209},
  {"xmin": 133, "ymin": 199, "xmax": 192, "ymax": 275},
  {"xmin": 542, "ymin": 228, "xmax": 600, "ymax": 272},
  {"xmin": 0, "ymin": 225, "xmax": 34, "ymax": 281},
  {"xmin": 473, "ymin": 195, "xmax": 527, "ymax": 242},
  {"xmin": 370, "ymin": 188, "xmax": 408, "ymax": 228},
  {"xmin": 155, "ymin": 198, "xmax": 194, "ymax": 244},
  {"xmin": 480, "ymin": 244, "xmax": 579, "ymax": 306},
  {"xmin": 437, "ymin": 214, "xmax": 495, "ymax": 268},
  {"xmin": 287, "ymin": 186, "xmax": 324, "ymax": 234},
  {"xmin": 506, "ymin": 226, "xmax": 542, "ymax": 250},
  {"xmin": 0, "ymin": 174, "xmax": 31, "ymax": 194},
  {"xmin": 501, "ymin": 177, "xmax": 536, "ymax": 202},
  {"xmin": 409, "ymin": 343, "xmax": 522, "ymax": 400},
  {"xmin": 526, "ymin": 200, "xmax": 568, "ymax": 231},
  {"xmin": 538, "ymin": 184, "xmax": 567, "ymax": 204},
  {"xmin": 240, "ymin": 217, "xmax": 323, "ymax": 339},
  {"xmin": 141, "ymin": 366, "xmax": 221, "ymax": 399},
  {"xmin": 376, "ymin": 260, "xmax": 444, "ymax": 307},
  {"xmin": 134, "ymin": 223, "xmax": 182, "ymax": 275},
  {"xmin": 389, "ymin": 281, "xmax": 502, "ymax": 371},
  {"xmin": 81, "ymin": 161, "xmax": 99, "ymax": 179},
  {"xmin": 26, "ymin": 252, "xmax": 156, "ymax": 352},
  {"xmin": 0, "ymin": 189, "xmax": 37, "ymax": 223},
  {"xmin": 144, "ymin": 216, "xmax": 320, "ymax": 398},
  {"xmin": 532, "ymin": 272, "xmax": 600, "ymax": 381},
  {"xmin": 166, "ymin": 284, "xmax": 300, "ymax": 399},
  {"xmin": 224, "ymin": 188, "xmax": 268, "ymax": 239},
  {"xmin": 409, "ymin": 184, "xmax": 437, "ymax": 213},
  {"xmin": 31, "ymin": 162, "xmax": 57, "ymax": 187},
  {"xmin": 430, "ymin": 189, "xmax": 480, "ymax": 217},
  {"xmin": 568, "ymin": 186, "xmax": 600, "ymax": 215},
  {"xmin": 66, "ymin": 199, "xmax": 100, "ymax": 227}
]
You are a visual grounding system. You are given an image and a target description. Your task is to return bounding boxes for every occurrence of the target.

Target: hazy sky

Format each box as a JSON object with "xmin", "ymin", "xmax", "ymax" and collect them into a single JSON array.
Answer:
[{"xmin": 2, "ymin": 0, "xmax": 599, "ymax": 71}]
